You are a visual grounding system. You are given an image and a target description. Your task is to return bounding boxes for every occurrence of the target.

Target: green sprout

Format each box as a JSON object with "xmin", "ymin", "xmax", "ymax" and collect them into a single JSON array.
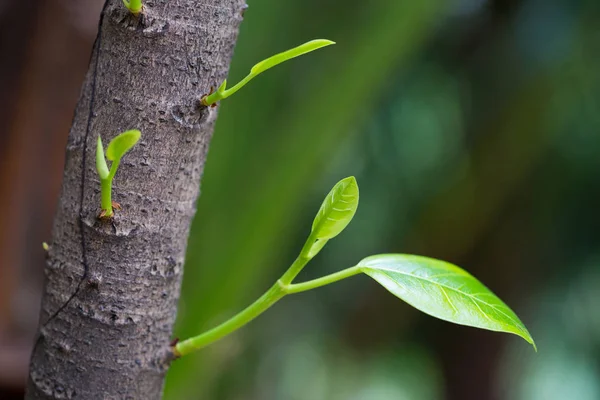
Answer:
[
  {"xmin": 122, "ymin": 0, "xmax": 142, "ymax": 15},
  {"xmin": 95, "ymin": 129, "xmax": 141, "ymax": 219},
  {"xmin": 201, "ymin": 39, "xmax": 335, "ymax": 106},
  {"xmin": 174, "ymin": 177, "xmax": 535, "ymax": 357}
]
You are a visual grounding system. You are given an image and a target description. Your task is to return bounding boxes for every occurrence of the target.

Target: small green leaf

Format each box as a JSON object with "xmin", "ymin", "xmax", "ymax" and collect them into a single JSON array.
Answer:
[
  {"xmin": 311, "ymin": 176, "xmax": 359, "ymax": 240},
  {"xmin": 359, "ymin": 254, "xmax": 536, "ymax": 349},
  {"xmin": 251, "ymin": 39, "xmax": 335, "ymax": 75},
  {"xmin": 106, "ymin": 129, "xmax": 141, "ymax": 161},
  {"xmin": 96, "ymin": 136, "xmax": 109, "ymax": 180}
]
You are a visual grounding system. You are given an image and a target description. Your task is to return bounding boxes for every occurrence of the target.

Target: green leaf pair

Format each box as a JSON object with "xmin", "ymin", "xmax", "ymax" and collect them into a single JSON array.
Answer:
[
  {"xmin": 303, "ymin": 177, "xmax": 535, "ymax": 348},
  {"xmin": 95, "ymin": 130, "xmax": 141, "ymax": 218},
  {"xmin": 201, "ymin": 39, "xmax": 335, "ymax": 106}
]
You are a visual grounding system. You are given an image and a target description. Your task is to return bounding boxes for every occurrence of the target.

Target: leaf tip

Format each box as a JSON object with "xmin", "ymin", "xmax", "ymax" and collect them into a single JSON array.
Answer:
[
  {"xmin": 522, "ymin": 331, "xmax": 537, "ymax": 352},
  {"xmin": 128, "ymin": 129, "xmax": 142, "ymax": 141},
  {"xmin": 341, "ymin": 175, "xmax": 359, "ymax": 197},
  {"xmin": 512, "ymin": 321, "xmax": 536, "ymax": 351},
  {"xmin": 344, "ymin": 175, "xmax": 357, "ymax": 185},
  {"xmin": 218, "ymin": 79, "xmax": 227, "ymax": 93}
]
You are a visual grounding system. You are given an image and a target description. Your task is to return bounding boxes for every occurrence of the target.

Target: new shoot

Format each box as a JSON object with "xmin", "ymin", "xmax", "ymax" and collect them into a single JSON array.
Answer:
[
  {"xmin": 95, "ymin": 129, "xmax": 141, "ymax": 219},
  {"xmin": 201, "ymin": 39, "xmax": 335, "ymax": 106},
  {"xmin": 174, "ymin": 177, "xmax": 535, "ymax": 358}
]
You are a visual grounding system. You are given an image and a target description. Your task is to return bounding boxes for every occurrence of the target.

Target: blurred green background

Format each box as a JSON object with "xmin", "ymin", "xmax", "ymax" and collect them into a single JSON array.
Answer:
[
  {"xmin": 166, "ymin": 0, "xmax": 600, "ymax": 398},
  {"xmin": 1, "ymin": 0, "xmax": 599, "ymax": 399}
]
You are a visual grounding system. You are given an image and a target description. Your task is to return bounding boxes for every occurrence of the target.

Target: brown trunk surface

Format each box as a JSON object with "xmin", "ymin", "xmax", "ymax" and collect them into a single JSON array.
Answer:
[{"xmin": 26, "ymin": 0, "xmax": 244, "ymax": 398}]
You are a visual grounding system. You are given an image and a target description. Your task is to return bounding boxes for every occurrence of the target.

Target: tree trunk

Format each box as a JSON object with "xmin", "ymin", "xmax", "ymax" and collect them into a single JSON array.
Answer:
[{"xmin": 26, "ymin": 0, "xmax": 244, "ymax": 398}]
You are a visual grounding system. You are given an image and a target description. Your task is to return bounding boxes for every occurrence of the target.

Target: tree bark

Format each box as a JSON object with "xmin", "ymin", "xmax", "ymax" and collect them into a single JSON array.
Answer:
[{"xmin": 26, "ymin": 0, "xmax": 244, "ymax": 398}]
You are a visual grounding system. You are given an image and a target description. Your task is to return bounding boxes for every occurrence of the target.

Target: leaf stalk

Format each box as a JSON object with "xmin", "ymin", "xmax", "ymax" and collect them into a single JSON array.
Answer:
[
  {"xmin": 175, "ymin": 265, "xmax": 362, "ymax": 357},
  {"xmin": 175, "ymin": 282, "xmax": 286, "ymax": 356}
]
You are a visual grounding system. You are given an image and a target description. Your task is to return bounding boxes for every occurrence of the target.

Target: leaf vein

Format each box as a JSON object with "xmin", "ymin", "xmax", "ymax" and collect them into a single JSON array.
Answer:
[
  {"xmin": 332, "ymin": 207, "xmax": 354, "ymax": 212},
  {"xmin": 469, "ymin": 296, "xmax": 494, "ymax": 322},
  {"xmin": 440, "ymin": 286, "xmax": 458, "ymax": 314}
]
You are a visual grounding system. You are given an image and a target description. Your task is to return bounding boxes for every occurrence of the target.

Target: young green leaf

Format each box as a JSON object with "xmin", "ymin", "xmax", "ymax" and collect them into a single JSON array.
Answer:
[
  {"xmin": 359, "ymin": 254, "xmax": 536, "ymax": 349},
  {"xmin": 311, "ymin": 176, "xmax": 359, "ymax": 240},
  {"xmin": 250, "ymin": 39, "xmax": 335, "ymax": 75},
  {"xmin": 202, "ymin": 39, "xmax": 335, "ymax": 106},
  {"xmin": 106, "ymin": 129, "xmax": 141, "ymax": 161},
  {"xmin": 96, "ymin": 136, "xmax": 109, "ymax": 180}
]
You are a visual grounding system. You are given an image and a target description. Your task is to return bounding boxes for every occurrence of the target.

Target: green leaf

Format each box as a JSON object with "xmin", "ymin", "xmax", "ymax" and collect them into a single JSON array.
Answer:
[
  {"xmin": 311, "ymin": 176, "xmax": 359, "ymax": 240},
  {"xmin": 96, "ymin": 136, "xmax": 109, "ymax": 180},
  {"xmin": 250, "ymin": 39, "xmax": 335, "ymax": 75},
  {"xmin": 359, "ymin": 254, "xmax": 536, "ymax": 349},
  {"xmin": 106, "ymin": 129, "xmax": 141, "ymax": 161}
]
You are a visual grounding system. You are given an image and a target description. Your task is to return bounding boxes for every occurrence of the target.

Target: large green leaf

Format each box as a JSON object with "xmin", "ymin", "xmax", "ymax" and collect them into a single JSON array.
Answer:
[
  {"xmin": 311, "ymin": 176, "xmax": 359, "ymax": 240},
  {"xmin": 359, "ymin": 254, "xmax": 536, "ymax": 349},
  {"xmin": 106, "ymin": 129, "xmax": 141, "ymax": 161}
]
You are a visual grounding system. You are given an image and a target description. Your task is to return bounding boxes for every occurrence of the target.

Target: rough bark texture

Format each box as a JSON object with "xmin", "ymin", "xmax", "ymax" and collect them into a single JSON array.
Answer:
[{"xmin": 26, "ymin": 0, "xmax": 244, "ymax": 398}]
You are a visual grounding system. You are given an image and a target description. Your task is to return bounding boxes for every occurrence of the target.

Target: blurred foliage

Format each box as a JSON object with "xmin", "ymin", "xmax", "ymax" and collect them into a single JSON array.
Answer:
[
  {"xmin": 498, "ymin": 260, "xmax": 600, "ymax": 400},
  {"xmin": 165, "ymin": 0, "xmax": 600, "ymax": 399}
]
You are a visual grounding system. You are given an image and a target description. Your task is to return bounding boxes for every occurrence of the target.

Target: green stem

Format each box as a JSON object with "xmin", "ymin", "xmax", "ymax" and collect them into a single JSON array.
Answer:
[
  {"xmin": 278, "ymin": 256, "xmax": 310, "ymax": 285},
  {"xmin": 278, "ymin": 231, "xmax": 318, "ymax": 285},
  {"xmin": 203, "ymin": 73, "xmax": 255, "ymax": 105},
  {"xmin": 175, "ymin": 282, "xmax": 286, "ymax": 356},
  {"xmin": 284, "ymin": 266, "xmax": 361, "ymax": 294},
  {"xmin": 174, "ymin": 266, "xmax": 362, "ymax": 357},
  {"xmin": 99, "ymin": 158, "xmax": 120, "ymax": 216},
  {"xmin": 100, "ymin": 179, "xmax": 113, "ymax": 216}
]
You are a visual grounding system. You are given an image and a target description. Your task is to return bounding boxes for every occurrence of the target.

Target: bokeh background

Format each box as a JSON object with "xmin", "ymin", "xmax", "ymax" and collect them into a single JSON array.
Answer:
[{"xmin": 1, "ymin": 0, "xmax": 599, "ymax": 399}]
